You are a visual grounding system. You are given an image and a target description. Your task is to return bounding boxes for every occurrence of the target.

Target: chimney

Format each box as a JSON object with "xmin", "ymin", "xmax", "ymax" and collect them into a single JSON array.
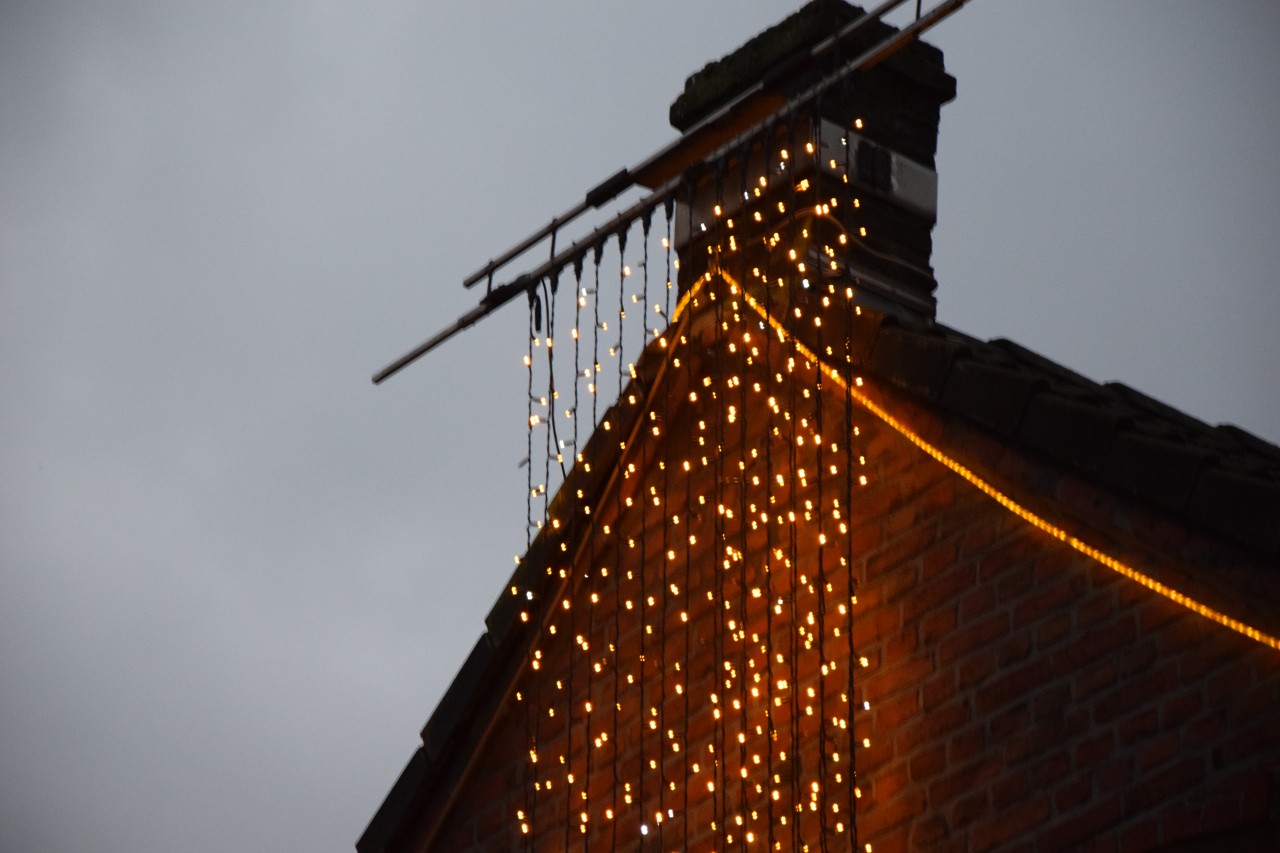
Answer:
[{"xmin": 662, "ymin": 0, "xmax": 956, "ymax": 324}]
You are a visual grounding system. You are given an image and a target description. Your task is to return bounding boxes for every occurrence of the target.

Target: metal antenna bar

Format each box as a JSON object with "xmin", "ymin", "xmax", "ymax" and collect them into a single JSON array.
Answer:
[
  {"xmin": 461, "ymin": 168, "xmax": 632, "ymax": 290},
  {"xmin": 370, "ymin": 277, "xmax": 533, "ymax": 385},
  {"xmin": 461, "ymin": 0, "xmax": 919, "ymax": 291},
  {"xmin": 812, "ymin": 0, "xmax": 969, "ymax": 86},
  {"xmin": 378, "ymin": 0, "xmax": 970, "ymax": 383},
  {"xmin": 374, "ymin": 181, "xmax": 681, "ymax": 385}
]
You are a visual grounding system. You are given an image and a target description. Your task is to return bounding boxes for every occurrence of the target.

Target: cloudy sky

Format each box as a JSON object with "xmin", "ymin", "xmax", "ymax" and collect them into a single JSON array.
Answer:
[{"xmin": 2, "ymin": 2, "xmax": 1277, "ymax": 851}]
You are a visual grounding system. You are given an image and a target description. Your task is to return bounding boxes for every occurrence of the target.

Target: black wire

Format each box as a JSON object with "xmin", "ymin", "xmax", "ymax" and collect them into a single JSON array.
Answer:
[
  {"xmin": 681, "ymin": 178, "xmax": 695, "ymax": 849},
  {"xmin": 570, "ymin": 257, "xmax": 592, "ymax": 851},
  {"xmin": 843, "ymin": 127, "xmax": 859, "ymax": 852},
  {"xmin": 523, "ymin": 292, "xmax": 536, "ymax": 850},
  {"xmin": 786, "ymin": 114, "xmax": 803, "ymax": 851},
  {"xmin": 758, "ymin": 125, "xmax": 778, "ymax": 850}
]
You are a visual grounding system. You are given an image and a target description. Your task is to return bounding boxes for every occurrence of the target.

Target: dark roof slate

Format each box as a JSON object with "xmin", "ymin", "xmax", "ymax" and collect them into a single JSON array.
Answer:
[{"xmin": 853, "ymin": 314, "xmax": 1280, "ymax": 559}]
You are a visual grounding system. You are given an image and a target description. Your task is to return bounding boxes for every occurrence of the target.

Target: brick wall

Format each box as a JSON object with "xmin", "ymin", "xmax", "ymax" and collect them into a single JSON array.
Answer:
[{"xmin": 420, "ymin": 302, "xmax": 1280, "ymax": 852}]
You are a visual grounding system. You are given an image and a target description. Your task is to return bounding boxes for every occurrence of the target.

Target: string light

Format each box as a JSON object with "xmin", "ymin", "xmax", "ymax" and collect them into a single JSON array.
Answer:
[{"xmin": 505, "ymin": 126, "xmax": 1280, "ymax": 851}]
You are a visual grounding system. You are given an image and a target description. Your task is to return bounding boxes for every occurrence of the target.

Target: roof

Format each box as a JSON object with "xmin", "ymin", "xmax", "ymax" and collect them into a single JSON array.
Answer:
[
  {"xmin": 359, "ymin": 285, "xmax": 1280, "ymax": 849},
  {"xmin": 360, "ymin": 3, "xmax": 1279, "ymax": 846},
  {"xmin": 853, "ymin": 311, "xmax": 1280, "ymax": 560}
]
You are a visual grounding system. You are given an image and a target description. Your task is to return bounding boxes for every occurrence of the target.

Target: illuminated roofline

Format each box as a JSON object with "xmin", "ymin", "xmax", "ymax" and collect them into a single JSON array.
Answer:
[{"xmin": 728, "ymin": 276, "xmax": 1280, "ymax": 652}]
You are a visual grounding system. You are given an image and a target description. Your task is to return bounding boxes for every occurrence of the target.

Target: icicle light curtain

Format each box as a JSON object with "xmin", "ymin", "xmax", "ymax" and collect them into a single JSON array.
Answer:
[
  {"xmin": 509, "ymin": 116, "xmax": 876, "ymax": 851},
  {"xmin": 493, "ymin": 107, "xmax": 1280, "ymax": 853}
]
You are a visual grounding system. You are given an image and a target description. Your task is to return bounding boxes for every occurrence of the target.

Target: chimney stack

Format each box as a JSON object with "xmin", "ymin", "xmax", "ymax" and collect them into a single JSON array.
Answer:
[{"xmin": 666, "ymin": 0, "xmax": 955, "ymax": 323}]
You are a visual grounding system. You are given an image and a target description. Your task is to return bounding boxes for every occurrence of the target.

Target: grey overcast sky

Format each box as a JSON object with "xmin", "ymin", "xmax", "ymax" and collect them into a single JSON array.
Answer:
[{"xmin": 2, "ymin": 2, "xmax": 1277, "ymax": 851}]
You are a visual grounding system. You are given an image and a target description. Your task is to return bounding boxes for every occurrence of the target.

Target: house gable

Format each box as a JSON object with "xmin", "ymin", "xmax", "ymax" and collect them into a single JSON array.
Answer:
[{"xmin": 361, "ymin": 3, "xmax": 1280, "ymax": 850}]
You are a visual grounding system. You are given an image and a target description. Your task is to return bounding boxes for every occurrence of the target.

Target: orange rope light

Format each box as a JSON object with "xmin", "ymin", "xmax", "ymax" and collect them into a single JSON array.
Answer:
[{"xmin": 732, "ymin": 280, "xmax": 1280, "ymax": 652}]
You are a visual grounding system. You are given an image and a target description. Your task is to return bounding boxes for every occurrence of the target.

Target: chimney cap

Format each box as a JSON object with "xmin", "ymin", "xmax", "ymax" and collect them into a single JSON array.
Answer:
[{"xmin": 669, "ymin": 0, "xmax": 955, "ymax": 134}]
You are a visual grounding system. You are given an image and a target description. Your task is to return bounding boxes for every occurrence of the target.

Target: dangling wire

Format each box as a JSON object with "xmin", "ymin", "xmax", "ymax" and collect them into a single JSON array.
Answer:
[
  {"xmin": 521, "ymin": 285, "xmax": 537, "ymax": 852},
  {"xmin": 816, "ymin": 266, "xmax": 832, "ymax": 852},
  {"xmin": 604, "ymin": 234, "xmax": 622, "ymax": 852},
  {"xmin": 526, "ymin": 290, "xmax": 538, "ymax": 551},
  {"xmin": 592, "ymin": 240, "xmax": 604, "ymax": 430},
  {"xmin": 785, "ymin": 114, "xmax": 804, "ymax": 851},
  {"xmin": 569, "ymin": 253, "xmax": 591, "ymax": 852},
  {"xmin": 710, "ymin": 160, "xmax": 730, "ymax": 843},
  {"xmin": 752, "ymin": 126, "xmax": 779, "ymax": 849},
  {"xmin": 721, "ymin": 149, "xmax": 747, "ymax": 845},
  {"xmin": 664, "ymin": 197, "xmax": 675, "ymax": 325},
  {"xmin": 680, "ymin": 178, "xmax": 695, "ymax": 850},
  {"xmin": 542, "ymin": 277, "xmax": 557, "ymax": 531},
  {"xmin": 843, "ymin": 125, "xmax": 860, "ymax": 852}
]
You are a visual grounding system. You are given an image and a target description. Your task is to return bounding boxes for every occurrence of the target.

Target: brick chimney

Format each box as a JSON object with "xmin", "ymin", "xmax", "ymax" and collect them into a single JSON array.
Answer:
[{"xmin": 662, "ymin": 0, "xmax": 956, "ymax": 323}]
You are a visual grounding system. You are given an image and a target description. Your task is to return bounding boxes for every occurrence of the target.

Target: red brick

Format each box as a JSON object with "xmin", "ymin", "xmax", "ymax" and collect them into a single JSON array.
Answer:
[
  {"xmin": 1012, "ymin": 579, "xmax": 1079, "ymax": 629},
  {"xmin": 989, "ymin": 705, "xmax": 1030, "ymax": 739},
  {"xmin": 1179, "ymin": 635, "xmax": 1240, "ymax": 681},
  {"xmin": 929, "ymin": 758, "xmax": 1001, "ymax": 807},
  {"xmin": 960, "ymin": 517, "xmax": 1001, "ymax": 558},
  {"xmin": 1201, "ymin": 796, "xmax": 1242, "ymax": 833},
  {"xmin": 908, "ymin": 744, "xmax": 946, "ymax": 784},
  {"xmin": 920, "ymin": 538, "xmax": 960, "ymax": 579},
  {"xmin": 1159, "ymin": 614, "xmax": 1210, "ymax": 656},
  {"xmin": 1054, "ymin": 773, "xmax": 1092, "ymax": 812},
  {"xmin": 1217, "ymin": 720, "xmax": 1275, "ymax": 766},
  {"xmin": 1087, "ymin": 833, "xmax": 1119, "ymax": 853},
  {"xmin": 947, "ymin": 725, "xmax": 984, "ymax": 765},
  {"xmin": 1052, "ymin": 617, "xmax": 1138, "ymax": 673},
  {"xmin": 896, "ymin": 700, "xmax": 971, "ymax": 752},
  {"xmin": 921, "ymin": 671, "xmax": 957, "ymax": 711},
  {"xmin": 1026, "ymin": 750, "xmax": 1070, "ymax": 787},
  {"xmin": 1074, "ymin": 661, "xmax": 1117, "ymax": 700},
  {"xmin": 957, "ymin": 648, "xmax": 998, "ymax": 688},
  {"xmin": 1035, "ymin": 612, "xmax": 1073, "ymax": 650},
  {"xmin": 1162, "ymin": 688, "xmax": 1202, "ymax": 728},
  {"xmin": 974, "ymin": 659, "xmax": 1052, "ymax": 715},
  {"xmin": 1031, "ymin": 683, "xmax": 1071, "ymax": 722},
  {"xmin": 880, "ymin": 625, "xmax": 921, "ymax": 666},
  {"xmin": 1094, "ymin": 665, "xmax": 1178, "ymax": 724},
  {"xmin": 991, "ymin": 770, "xmax": 1030, "ymax": 810},
  {"xmin": 1117, "ymin": 708, "xmax": 1159, "ymax": 743},
  {"xmin": 866, "ymin": 522, "xmax": 937, "ymax": 580},
  {"xmin": 976, "ymin": 533, "xmax": 1041, "ymax": 583},
  {"xmin": 1124, "ymin": 757, "xmax": 1204, "ymax": 813},
  {"xmin": 969, "ymin": 795, "xmax": 1049, "ymax": 851},
  {"xmin": 875, "ymin": 689, "xmax": 921, "ymax": 729},
  {"xmin": 1159, "ymin": 808, "xmax": 1202, "ymax": 844},
  {"xmin": 996, "ymin": 631, "xmax": 1034, "ymax": 668},
  {"xmin": 1075, "ymin": 732, "xmax": 1114, "ymax": 766},
  {"xmin": 1117, "ymin": 818, "xmax": 1159, "ymax": 851},
  {"xmin": 1005, "ymin": 720, "xmax": 1068, "ymax": 764},
  {"xmin": 909, "ymin": 815, "xmax": 949, "ymax": 847},
  {"xmin": 959, "ymin": 585, "xmax": 998, "ymax": 624},
  {"xmin": 902, "ymin": 562, "xmax": 977, "ymax": 624},
  {"xmin": 1095, "ymin": 756, "xmax": 1134, "ymax": 794},
  {"xmin": 1238, "ymin": 769, "xmax": 1271, "ymax": 821},
  {"xmin": 939, "ymin": 611, "xmax": 1010, "ymax": 665},
  {"xmin": 950, "ymin": 790, "xmax": 989, "ymax": 828},
  {"xmin": 1112, "ymin": 638, "xmax": 1158, "ymax": 678},
  {"xmin": 1137, "ymin": 598, "xmax": 1182, "ymax": 635},
  {"xmin": 920, "ymin": 604, "xmax": 957, "ymax": 644},
  {"xmin": 996, "ymin": 564, "xmax": 1036, "ymax": 604},
  {"xmin": 1075, "ymin": 589, "xmax": 1117, "ymax": 630},
  {"xmin": 1042, "ymin": 795, "xmax": 1123, "ymax": 853},
  {"xmin": 1206, "ymin": 658, "xmax": 1254, "ymax": 705},
  {"xmin": 1136, "ymin": 730, "xmax": 1179, "ymax": 772},
  {"xmin": 864, "ymin": 784, "xmax": 925, "ymax": 832},
  {"xmin": 869, "ymin": 653, "xmax": 932, "ymax": 699}
]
